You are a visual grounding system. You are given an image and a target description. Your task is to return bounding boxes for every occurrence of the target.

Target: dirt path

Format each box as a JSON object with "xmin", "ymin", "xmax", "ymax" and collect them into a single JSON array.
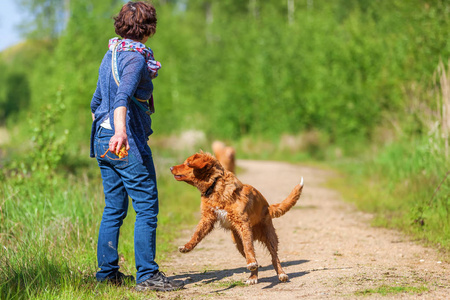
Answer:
[{"xmin": 164, "ymin": 160, "xmax": 449, "ymax": 299}]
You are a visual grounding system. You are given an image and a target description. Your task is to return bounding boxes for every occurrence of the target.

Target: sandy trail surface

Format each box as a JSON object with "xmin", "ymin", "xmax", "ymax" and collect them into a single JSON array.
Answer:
[{"xmin": 163, "ymin": 160, "xmax": 449, "ymax": 299}]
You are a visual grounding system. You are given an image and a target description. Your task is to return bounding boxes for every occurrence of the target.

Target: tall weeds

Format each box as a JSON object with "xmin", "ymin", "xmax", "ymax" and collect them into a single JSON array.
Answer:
[
  {"xmin": 332, "ymin": 60, "xmax": 450, "ymax": 253},
  {"xmin": 435, "ymin": 59, "xmax": 450, "ymax": 158}
]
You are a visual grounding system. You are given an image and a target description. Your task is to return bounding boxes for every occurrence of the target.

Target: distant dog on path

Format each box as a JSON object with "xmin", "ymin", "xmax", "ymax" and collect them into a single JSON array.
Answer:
[
  {"xmin": 212, "ymin": 141, "xmax": 235, "ymax": 173},
  {"xmin": 170, "ymin": 152, "xmax": 304, "ymax": 285}
]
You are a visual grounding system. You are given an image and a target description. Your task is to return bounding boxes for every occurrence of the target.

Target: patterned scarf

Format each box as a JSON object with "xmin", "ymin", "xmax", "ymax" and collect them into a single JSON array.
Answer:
[{"xmin": 108, "ymin": 37, "xmax": 161, "ymax": 79}]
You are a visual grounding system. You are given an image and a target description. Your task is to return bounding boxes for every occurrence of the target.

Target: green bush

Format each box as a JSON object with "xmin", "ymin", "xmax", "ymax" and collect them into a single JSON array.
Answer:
[{"xmin": 2, "ymin": 1, "xmax": 448, "ymax": 150}]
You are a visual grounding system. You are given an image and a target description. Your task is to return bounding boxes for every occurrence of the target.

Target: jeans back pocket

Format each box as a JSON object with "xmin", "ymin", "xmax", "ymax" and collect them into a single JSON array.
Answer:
[{"xmin": 96, "ymin": 143, "xmax": 129, "ymax": 169}]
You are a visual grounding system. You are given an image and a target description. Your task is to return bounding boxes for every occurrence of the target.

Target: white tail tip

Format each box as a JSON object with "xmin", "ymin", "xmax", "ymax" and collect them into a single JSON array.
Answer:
[{"xmin": 300, "ymin": 177, "xmax": 304, "ymax": 186}]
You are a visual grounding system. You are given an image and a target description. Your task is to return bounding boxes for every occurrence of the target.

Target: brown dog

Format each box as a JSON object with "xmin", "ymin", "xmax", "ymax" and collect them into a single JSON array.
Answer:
[
  {"xmin": 170, "ymin": 152, "xmax": 304, "ymax": 285},
  {"xmin": 212, "ymin": 141, "xmax": 236, "ymax": 173}
]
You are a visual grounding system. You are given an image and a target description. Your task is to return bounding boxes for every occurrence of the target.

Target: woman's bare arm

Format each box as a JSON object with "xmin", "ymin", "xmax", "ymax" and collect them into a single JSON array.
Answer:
[{"xmin": 109, "ymin": 106, "xmax": 130, "ymax": 153}]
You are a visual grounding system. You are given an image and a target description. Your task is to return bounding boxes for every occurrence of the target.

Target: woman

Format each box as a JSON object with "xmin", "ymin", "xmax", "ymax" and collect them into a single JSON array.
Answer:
[{"xmin": 90, "ymin": 1, "xmax": 183, "ymax": 292}]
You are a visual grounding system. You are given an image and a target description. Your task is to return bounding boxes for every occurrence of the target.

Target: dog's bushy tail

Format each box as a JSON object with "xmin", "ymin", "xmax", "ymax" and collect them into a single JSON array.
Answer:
[{"xmin": 269, "ymin": 177, "xmax": 304, "ymax": 219}]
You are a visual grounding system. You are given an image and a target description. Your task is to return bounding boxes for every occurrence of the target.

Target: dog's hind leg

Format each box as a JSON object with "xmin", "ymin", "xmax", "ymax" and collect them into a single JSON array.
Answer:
[
  {"xmin": 231, "ymin": 230, "xmax": 258, "ymax": 285},
  {"xmin": 261, "ymin": 221, "xmax": 289, "ymax": 282}
]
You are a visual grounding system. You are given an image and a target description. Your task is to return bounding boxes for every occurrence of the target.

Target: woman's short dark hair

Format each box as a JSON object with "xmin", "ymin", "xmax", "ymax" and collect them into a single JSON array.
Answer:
[{"xmin": 114, "ymin": 1, "xmax": 157, "ymax": 41}]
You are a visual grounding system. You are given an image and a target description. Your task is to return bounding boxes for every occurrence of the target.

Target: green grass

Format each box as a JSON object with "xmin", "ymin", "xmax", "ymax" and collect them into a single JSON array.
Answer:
[
  {"xmin": 0, "ymin": 152, "xmax": 199, "ymax": 299},
  {"xmin": 354, "ymin": 285, "xmax": 428, "ymax": 296},
  {"xmin": 209, "ymin": 280, "xmax": 246, "ymax": 289},
  {"xmin": 328, "ymin": 137, "xmax": 450, "ymax": 256}
]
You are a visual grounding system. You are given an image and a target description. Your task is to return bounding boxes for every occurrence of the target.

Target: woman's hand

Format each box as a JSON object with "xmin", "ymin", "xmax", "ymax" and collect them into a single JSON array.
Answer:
[{"xmin": 109, "ymin": 132, "xmax": 130, "ymax": 154}]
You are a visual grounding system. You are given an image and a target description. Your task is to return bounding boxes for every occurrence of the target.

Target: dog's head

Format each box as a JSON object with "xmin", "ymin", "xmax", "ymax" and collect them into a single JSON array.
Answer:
[{"xmin": 170, "ymin": 152, "xmax": 223, "ymax": 188}]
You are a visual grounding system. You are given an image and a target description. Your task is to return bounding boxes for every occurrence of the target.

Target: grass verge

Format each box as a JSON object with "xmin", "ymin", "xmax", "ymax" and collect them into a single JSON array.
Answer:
[
  {"xmin": 327, "ymin": 137, "xmax": 449, "ymax": 257},
  {"xmin": 0, "ymin": 152, "xmax": 199, "ymax": 299}
]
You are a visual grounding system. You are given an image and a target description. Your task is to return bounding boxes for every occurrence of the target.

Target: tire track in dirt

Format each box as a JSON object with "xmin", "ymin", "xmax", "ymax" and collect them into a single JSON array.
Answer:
[{"xmin": 163, "ymin": 160, "xmax": 449, "ymax": 299}]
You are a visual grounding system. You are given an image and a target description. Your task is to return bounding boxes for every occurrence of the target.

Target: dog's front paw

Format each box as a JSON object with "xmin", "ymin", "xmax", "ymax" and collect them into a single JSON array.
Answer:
[
  {"xmin": 246, "ymin": 262, "xmax": 258, "ymax": 271},
  {"xmin": 245, "ymin": 277, "xmax": 258, "ymax": 285},
  {"xmin": 178, "ymin": 245, "xmax": 192, "ymax": 253},
  {"xmin": 278, "ymin": 273, "xmax": 289, "ymax": 282}
]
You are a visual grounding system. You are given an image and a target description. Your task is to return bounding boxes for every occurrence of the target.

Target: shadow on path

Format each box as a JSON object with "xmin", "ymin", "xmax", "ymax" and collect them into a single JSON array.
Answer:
[{"xmin": 170, "ymin": 259, "xmax": 309, "ymax": 291}]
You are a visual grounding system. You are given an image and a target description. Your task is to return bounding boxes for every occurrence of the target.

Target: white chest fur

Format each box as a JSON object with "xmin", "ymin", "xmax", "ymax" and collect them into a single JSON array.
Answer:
[{"xmin": 214, "ymin": 208, "xmax": 232, "ymax": 229}]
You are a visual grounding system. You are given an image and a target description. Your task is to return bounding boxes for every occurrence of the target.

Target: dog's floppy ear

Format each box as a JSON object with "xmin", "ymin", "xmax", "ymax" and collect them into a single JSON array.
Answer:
[{"xmin": 186, "ymin": 153, "xmax": 210, "ymax": 169}]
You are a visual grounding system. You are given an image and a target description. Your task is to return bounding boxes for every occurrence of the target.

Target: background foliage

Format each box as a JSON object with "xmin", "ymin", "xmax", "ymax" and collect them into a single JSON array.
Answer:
[{"xmin": 1, "ymin": 0, "xmax": 448, "ymax": 145}]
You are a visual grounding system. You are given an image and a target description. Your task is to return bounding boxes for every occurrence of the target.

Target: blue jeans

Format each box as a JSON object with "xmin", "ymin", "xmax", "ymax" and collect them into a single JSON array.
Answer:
[{"xmin": 94, "ymin": 127, "xmax": 159, "ymax": 283}]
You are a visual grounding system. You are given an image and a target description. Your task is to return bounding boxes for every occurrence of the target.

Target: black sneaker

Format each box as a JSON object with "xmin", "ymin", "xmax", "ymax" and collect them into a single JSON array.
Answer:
[
  {"xmin": 102, "ymin": 271, "xmax": 135, "ymax": 286},
  {"xmin": 135, "ymin": 271, "xmax": 184, "ymax": 292}
]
